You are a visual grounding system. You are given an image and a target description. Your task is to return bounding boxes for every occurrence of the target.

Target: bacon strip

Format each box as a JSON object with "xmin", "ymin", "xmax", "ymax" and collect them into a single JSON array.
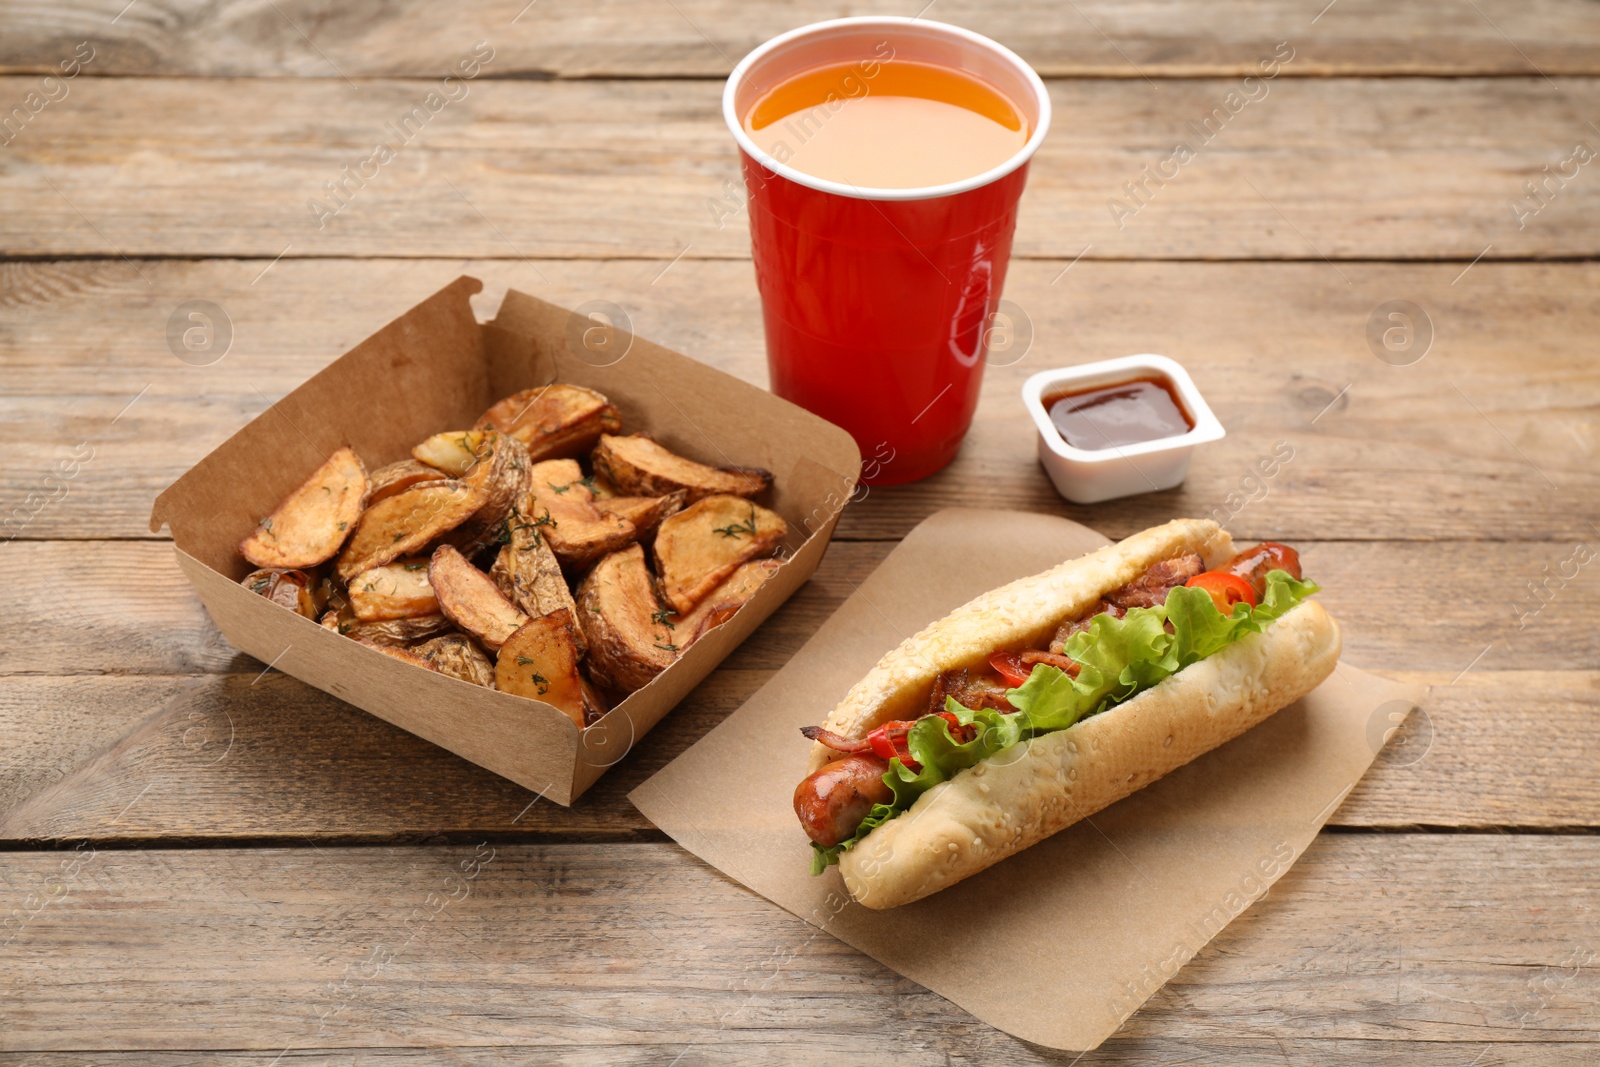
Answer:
[
  {"xmin": 1020, "ymin": 649, "xmax": 1080, "ymax": 676},
  {"xmin": 1050, "ymin": 600, "xmax": 1123, "ymax": 653},
  {"xmin": 1049, "ymin": 553, "xmax": 1202, "ymax": 652},
  {"xmin": 1104, "ymin": 552, "xmax": 1203, "ymax": 609},
  {"xmin": 928, "ymin": 667, "xmax": 1013, "ymax": 715},
  {"xmin": 799, "ymin": 724, "xmax": 870, "ymax": 754}
]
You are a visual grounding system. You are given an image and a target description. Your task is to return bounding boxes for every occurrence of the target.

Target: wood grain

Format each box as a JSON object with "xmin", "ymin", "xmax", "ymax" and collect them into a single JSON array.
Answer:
[
  {"xmin": 4, "ymin": 77, "xmax": 1598, "ymax": 260},
  {"xmin": 1, "ymin": 838, "xmax": 1595, "ymax": 1054},
  {"xmin": 1, "ymin": 535, "xmax": 1596, "ymax": 840},
  {"xmin": 5, "ymin": 1045, "xmax": 1600, "ymax": 1067},
  {"xmin": 4, "ymin": 0, "xmax": 1599, "ymax": 78},
  {"xmin": 4, "ymin": 539, "xmax": 1595, "ymax": 679},
  {"xmin": 2, "ymin": 3, "xmax": 1595, "ymax": 1057},
  {"xmin": 4, "ymin": 258, "xmax": 1596, "ymax": 543},
  {"xmin": 1, "ymin": 668, "xmax": 1594, "ymax": 844}
]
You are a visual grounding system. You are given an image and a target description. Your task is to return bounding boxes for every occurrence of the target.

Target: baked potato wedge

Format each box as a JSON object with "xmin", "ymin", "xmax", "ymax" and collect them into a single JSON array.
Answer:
[
  {"xmin": 322, "ymin": 607, "xmax": 455, "ymax": 647},
  {"xmin": 587, "ymin": 472, "xmax": 621, "ymax": 499},
  {"xmin": 337, "ymin": 434, "xmax": 529, "ymax": 579},
  {"xmin": 494, "ymin": 609, "xmax": 589, "ymax": 728},
  {"xmin": 666, "ymin": 558, "xmax": 782, "ymax": 652},
  {"xmin": 575, "ymin": 544, "xmax": 677, "ymax": 693},
  {"xmin": 367, "ymin": 458, "xmax": 447, "ymax": 505},
  {"xmin": 591, "ymin": 433, "xmax": 772, "ymax": 502},
  {"xmin": 476, "ymin": 384, "xmax": 622, "ymax": 461},
  {"xmin": 412, "ymin": 430, "xmax": 495, "ymax": 478},
  {"xmin": 580, "ymin": 677, "xmax": 611, "ymax": 719},
  {"xmin": 593, "ymin": 490, "xmax": 687, "ymax": 539},
  {"xmin": 360, "ymin": 641, "xmax": 439, "ymax": 671},
  {"xmin": 524, "ymin": 458, "xmax": 637, "ymax": 568},
  {"xmin": 429, "ymin": 544, "xmax": 529, "ymax": 652},
  {"xmin": 439, "ymin": 431, "xmax": 533, "ymax": 557},
  {"xmin": 488, "ymin": 515, "xmax": 584, "ymax": 653},
  {"xmin": 347, "ymin": 558, "xmax": 438, "ymax": 621},
  {"xmin": 335, "ymin": 480, "xmax": 479, "ymax": 581},
  {"xmin": 414, "ymin": 633, "xmax": 495, "ymax": 688},
  {"xmin": 242, "ymin": 567, "xmax": 324, "ymax": 620},
  {"xmin": 652, "ymin": 494, "xmax": 787, "ymax": 613},
  {"xmin": 240, "ymin": 446, "xmax": 368, "ymax": 568}
]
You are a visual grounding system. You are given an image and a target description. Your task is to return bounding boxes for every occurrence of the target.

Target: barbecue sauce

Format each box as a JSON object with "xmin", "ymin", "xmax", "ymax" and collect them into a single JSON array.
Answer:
[{"xmin": 1043, "ymin": 376, "xmax": 1194, "ymax": 451}]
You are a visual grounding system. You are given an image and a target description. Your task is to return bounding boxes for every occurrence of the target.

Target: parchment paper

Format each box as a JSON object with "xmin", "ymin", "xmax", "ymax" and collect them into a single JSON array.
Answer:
[{"xmin": 630, "ymin": 508, "xmax": 1425, "ymax": 1051}]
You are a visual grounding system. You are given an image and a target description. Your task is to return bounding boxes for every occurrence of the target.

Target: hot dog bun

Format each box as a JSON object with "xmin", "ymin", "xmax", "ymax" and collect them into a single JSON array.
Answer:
[
  {"xmin": 806, "ymin": 518, "xmax": 1237, "ymax": 775},
  {"xmin": 808, "ymin": 518, "xmax": 1342, "ymax": 909},
  {"xmin": 840, "ymin": 598, "xmax": 1340, "ymax": 908}
]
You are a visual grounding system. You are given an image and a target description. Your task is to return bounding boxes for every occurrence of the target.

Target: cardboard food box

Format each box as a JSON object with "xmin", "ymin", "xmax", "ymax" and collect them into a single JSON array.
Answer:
[{"xmin": 150, "ymin": 277, "xmax": 860, "ymax": 805}]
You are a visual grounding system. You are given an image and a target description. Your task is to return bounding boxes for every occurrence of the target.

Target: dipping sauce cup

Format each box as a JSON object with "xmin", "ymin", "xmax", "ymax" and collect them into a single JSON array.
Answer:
[{"xmin": 724, "ymin": 18, "xmax": 1050, "ymax": 485}]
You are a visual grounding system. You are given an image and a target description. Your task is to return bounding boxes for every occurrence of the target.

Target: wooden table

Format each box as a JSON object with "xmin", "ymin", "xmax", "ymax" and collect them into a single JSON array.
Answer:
[{"xmin": 3, "ymin": 2, "xmax": 1598, "ymax": 1062}]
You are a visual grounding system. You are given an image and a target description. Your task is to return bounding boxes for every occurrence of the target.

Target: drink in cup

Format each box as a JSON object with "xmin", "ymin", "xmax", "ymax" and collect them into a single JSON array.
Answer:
[{"xmin": 723, "ymin": 18, "xmax": 1050, "ymax": 484}]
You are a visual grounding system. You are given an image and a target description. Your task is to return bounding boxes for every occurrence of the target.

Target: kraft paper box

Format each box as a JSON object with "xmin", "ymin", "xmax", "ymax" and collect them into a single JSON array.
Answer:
[
  {"xmin": 632, "ymin": 508, "xmax": 1427, "ymax": 1050},
  {"xmin": 150, "ymin": 276, "xmax": 860, "ymax": 805}
]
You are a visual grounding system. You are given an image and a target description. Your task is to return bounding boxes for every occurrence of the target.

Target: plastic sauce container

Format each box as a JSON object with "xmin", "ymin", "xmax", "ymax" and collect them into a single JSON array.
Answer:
[{"xmin": 1022, "ymin": 355, "xmax": 1225, "ymax": 504}]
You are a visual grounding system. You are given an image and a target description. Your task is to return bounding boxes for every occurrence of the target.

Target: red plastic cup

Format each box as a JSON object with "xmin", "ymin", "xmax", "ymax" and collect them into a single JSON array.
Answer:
[{"xmin": 724, "ymin": 18, "xmax": 1050, "ymax": 485}]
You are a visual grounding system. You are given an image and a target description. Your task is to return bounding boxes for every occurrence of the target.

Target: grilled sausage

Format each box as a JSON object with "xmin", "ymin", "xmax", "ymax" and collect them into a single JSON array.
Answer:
[
  {"xmin": 1224, "ymin": 542, "xmax": 1302, "ymax": 597},
  {"xmin": 794, "ymin": 754, "xmax": 893, "ymax": 847}
]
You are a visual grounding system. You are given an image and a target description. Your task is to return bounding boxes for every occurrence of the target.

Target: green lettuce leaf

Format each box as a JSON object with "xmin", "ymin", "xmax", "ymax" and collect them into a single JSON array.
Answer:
[{"xmin": 809, "ymin": 569, "xmax": 1319, "ymax": 871}]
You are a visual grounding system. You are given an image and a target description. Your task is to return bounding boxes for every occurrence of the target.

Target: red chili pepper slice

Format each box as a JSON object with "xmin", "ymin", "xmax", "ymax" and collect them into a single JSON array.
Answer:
[
  {"xmin": 989, "ymin": 651, "xmax": 1032, "ymax": 688},
  {"xmin": 863, "ymin": 712, "xmax": 977, "ymax": 773},
  {"xmin": 1185, "ymin": 570, "xmax": 1259, "ymax": 613}
]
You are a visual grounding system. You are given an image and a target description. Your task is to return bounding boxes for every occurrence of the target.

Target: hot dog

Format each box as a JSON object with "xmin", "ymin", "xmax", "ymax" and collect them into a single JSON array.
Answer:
[{"xmin": 792, "ymin": 518, "xmax": 1340, "ymax": 909}]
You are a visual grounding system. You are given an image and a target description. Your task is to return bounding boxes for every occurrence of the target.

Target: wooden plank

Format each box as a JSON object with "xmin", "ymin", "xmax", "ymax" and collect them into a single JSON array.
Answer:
[
  {"xmin": 1, "ymin": 536, "xmax": 1596, "ymax": 839},
  {"xmin": 0, "ymin": 538, "xmax": 871, "ymax": 678},
  {"xmin": 4, "ymin": 77, "xmax": 1599, "ymax": 260},
  {"xmin": 6, "ymin": 1045, "xmax": 1600, "ymax": 1067},
  {"xmin": 1, "ymin": 838, "xmax": 1595, "ymax": 1053},
  {"xmin": 3, "ymin": 539, "xmax": 1595, "ymax": 679},
  {"xmin": 1, "ymin": 667, "xmax": 1594, "ymax": 844},
  {"xmin": 5, "ymin": 0, "xmax": 1600, "ymax": 78},
  {"xmin": 4, "ymin": 258, "xmax": 1596, "ymax": 543}
]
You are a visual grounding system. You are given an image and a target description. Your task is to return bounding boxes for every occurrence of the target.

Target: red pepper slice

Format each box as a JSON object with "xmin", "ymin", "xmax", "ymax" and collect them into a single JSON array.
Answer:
[
  {"xmin": 989, "ymin": 651, "xmax": 1032, "ymax": 688},
  {"xmin": 864, "ymin": 712, "xmax": 976, "ymax": 772},
  {"xmin": 864, "ymin": 719, "xmax": 915, "ymax": 763},
  {"xmin": 935, "ymin": 711, "xmax": 977, "ymax": 744},
  {"xmin": 1185, "ymin": 570, "xmax": 1259, "ymax": 613}
]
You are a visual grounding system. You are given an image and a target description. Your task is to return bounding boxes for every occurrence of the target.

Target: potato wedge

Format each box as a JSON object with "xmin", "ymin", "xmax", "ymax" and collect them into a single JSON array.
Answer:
[
  {"xmin": 323, "ymin": 607, "xmax": 455, "ymax": 647},
  {"xmin": 591, "ymin": 433, "xmax": 772, "ymax": 502},
  {"xmin": 576, "ymin": 544, "xmax": 677, "ymax": 693},
  {"xmin": 242, "ymin": 567, "xmax": 324, "ymax": 620},
  {"xmin": 593, "ymin": 490, "xmax": 687, "ymax": 539},
  {"xmin": 347, "ymin": 558, "xmax": 438, "ymax": 622},
  {"xmin": 335, "ymin": 480, "xmax": 479, "ymax": 581},
  {"xmin": 429, "ymin": 544, "xmax": 529, "ymax": 652},
  {"xmin": 414, "ymin": 634, "xmax": 495, "ymax": 687},
  {"xmin": 412, "ymin": 430, "xmax": 495, "ymax": 478},
  {"xmin": 440, "ymin": 431, "xmax": 533, "ymax": 557},
  {"xmin": 488, "ymin": 518, "xmax": 584, "ymax": 653},
  {"xmin": 667, "ymin": 558, "xmax": 782, "ymax": 652},
  {"xmin": 240, "ymin": 446, "xmax": 368, "ymax": 568},
  {"xmin": 652, "ymin": 494, "xmax": 787, "ymax": 613},
  {"xmin": 476, "ymin": 384, "xmax": 622, "ymax": 462},
  {"xmin": 367, "ymin": 458, "xmax": 447, "ymax": 505},
  {"xmin": 524, "ymin": 458, "xmax": 637, "ymax": 568},
  {"xmin": 360, "ymin": 641, "xmax": 439, "ymax": 671},
  {"xmin": 580, "ymin": 677, "xmax": 611, "ymax": 719},
  {"xmin": 587, "ymin": 472, "xmax": 621, "ymax": 499},
  {"xmin": 494, "ymin": 609, "xmax": 589, "ymax": 727}
]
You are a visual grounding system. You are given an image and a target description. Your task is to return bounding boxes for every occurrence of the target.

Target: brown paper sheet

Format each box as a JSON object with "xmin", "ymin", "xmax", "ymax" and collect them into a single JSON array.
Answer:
[{"xmin": 630, "ymin": 508, "xmax": 1426, "ymax": 1051}]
